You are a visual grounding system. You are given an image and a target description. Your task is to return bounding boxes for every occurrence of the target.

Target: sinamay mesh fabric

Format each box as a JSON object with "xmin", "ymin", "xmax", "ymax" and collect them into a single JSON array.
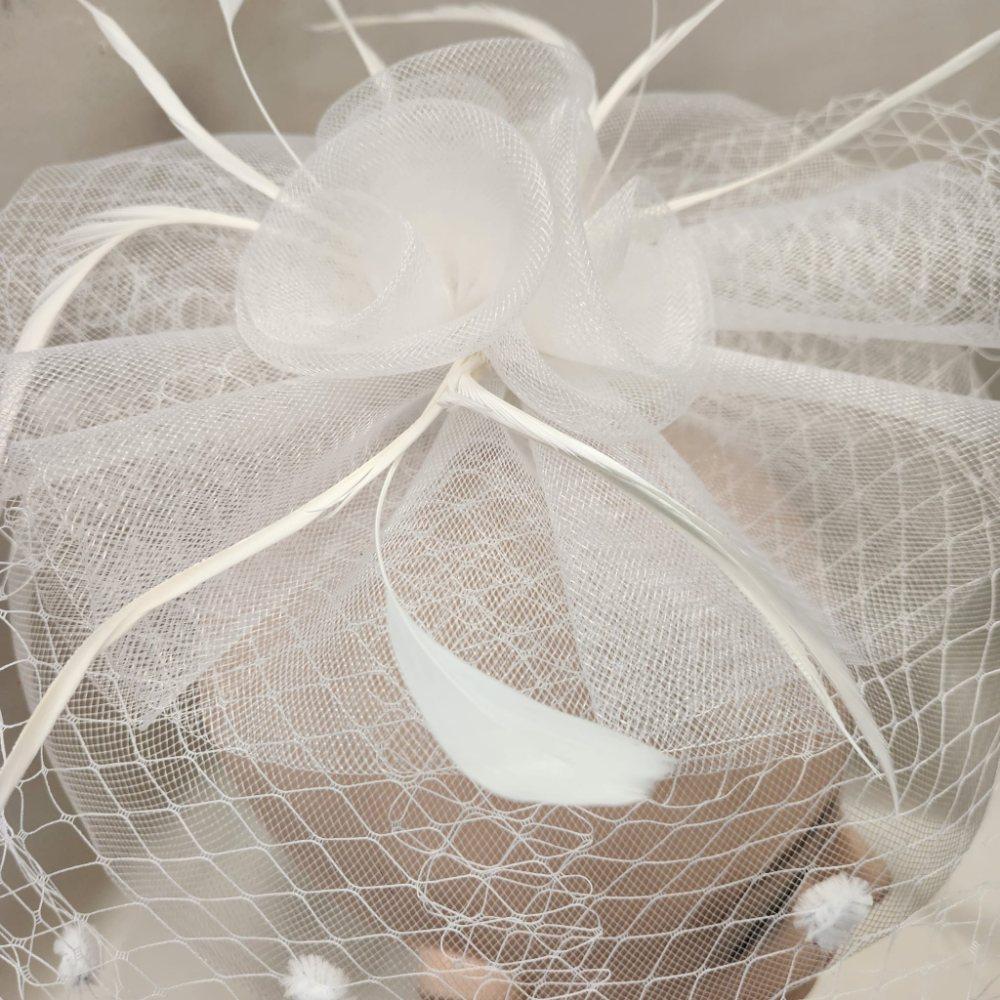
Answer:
[{"xmin": 1, "ymin": 4, "xmax": 999, "ymax": 998}]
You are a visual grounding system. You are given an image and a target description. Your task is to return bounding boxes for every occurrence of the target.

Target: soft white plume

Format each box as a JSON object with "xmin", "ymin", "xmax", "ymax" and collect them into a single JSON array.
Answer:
[
  {"xmin": 282, "ymin": 955, "xmax": 352, "ymax": 1000},
  {"xmin": 793, "ymin": 874, "xmax": 874, "ymax": 952},
  {"xmin": 377, "ymin": 461, "xmax": 676, "ymax": 807},
  {"xmin": 54, "ymin": 919, "xmax": 101, "ymax": 987},
  {"xmin": 0, "ymin": 351, "xmax": 897, "ymax": 815}
]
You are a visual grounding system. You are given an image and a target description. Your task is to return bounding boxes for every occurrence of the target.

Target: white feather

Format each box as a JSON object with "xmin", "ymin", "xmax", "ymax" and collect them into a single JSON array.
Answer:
[
  {"xmin": 590, "ymin": 0, "xmax": 658, "ymax": 207},
  {"xmin": 665, "ymin": 28, "xmax": 1000, "ymax": 212},
  {"xmin": 76, "ymin": 1, "xmax": 280, "ymax": 199},
  {"xmin": 376, "ymin": 463, "xmax": 675, "ymax": 807},
  {"xmin": 17, "ymin": 206, "xmax": 258, "ymax": 354},
  {"xmin": 217, "ymin": 0, "xmax": 303, "ymax": 168},
  {"xmin": 17, "ymin": 235, "xmax": 125, "ymax": 356},
  {"xmin": 793, "ymin": 874, "xmax": 873, "ymax": 952},
  {"xmin": 310, "ymin": 3, "xmax": 577, "ymax": 53},
  {"xmin": 323, "ymin": 0, "xmax": 386, "ymax": 76},
  {"xmin": 282, "ymin": 954, "xmax": 352, "ymax": 1000},
  {"xmin": 439, "ymin": 374, "xmax": 900, "ymax": 809},
  {"xmin": 592, "ymin": 0, "xmax": 726, "ymax": 128},
  {"xmin": 54, "ymin": 919, "xmax": 101, "ymax": 987}
]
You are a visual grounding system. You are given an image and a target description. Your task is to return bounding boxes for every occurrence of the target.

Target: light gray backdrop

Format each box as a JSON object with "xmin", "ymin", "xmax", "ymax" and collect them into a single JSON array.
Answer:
[{"xmin": 1, "ymin": 0, "xmax": 997, "ymax": 205}]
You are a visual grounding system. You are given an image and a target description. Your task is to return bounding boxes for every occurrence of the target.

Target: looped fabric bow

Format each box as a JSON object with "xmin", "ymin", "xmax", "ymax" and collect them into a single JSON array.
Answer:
[{"xmin": 237, "ymin": 39, "xmax": 709, "ymax": 446}]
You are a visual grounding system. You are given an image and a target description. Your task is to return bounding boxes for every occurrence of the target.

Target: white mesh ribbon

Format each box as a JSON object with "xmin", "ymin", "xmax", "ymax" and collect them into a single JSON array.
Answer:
[{"xmin": 1, "ymin": 7, "xmax": 999, "ymax": 999}]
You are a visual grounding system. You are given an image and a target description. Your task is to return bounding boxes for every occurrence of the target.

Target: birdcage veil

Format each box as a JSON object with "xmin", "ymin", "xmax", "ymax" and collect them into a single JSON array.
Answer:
[{"xmin": 1, "ymin": 2, "xmax": 998, "ymax": 998}]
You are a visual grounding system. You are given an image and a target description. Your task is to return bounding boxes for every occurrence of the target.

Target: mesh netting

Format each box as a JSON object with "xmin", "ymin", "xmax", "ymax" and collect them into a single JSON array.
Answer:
[{"xmin": 1, "ymin": 22, "xmax": 999, "ymax": 1000}]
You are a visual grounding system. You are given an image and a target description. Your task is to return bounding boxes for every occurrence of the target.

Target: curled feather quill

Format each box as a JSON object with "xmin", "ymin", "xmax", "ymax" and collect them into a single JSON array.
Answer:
[
  {"xmin": 18, "ymin": 206, "xmax": 258, "ymax": 354},
  {"xmin": 310, "ymin": 3, "xmax": 577, "ymax": 53},
  {"xmin": 323, "ymin": 0, "xmax": 386, "ymax": 76},
  {"xmin": 592, "ymin": 0, "xmax": 727, "ymax": 128},
  {"xmin": 0, "ymin": 205, "xmax": 259, "ymax": 514},
  {"xmin": 666, "ymin": 28, "xmax": 1000, "ymax": 212},
  {"xmin": 77, "ymin": 0, "xmax": 280, "ymax": 199},
  {"xmin": 217, "ymin": 0, "xmax": 303, "ymax": 168},
  {"xmin": 0, "ymin": 355, "xmax": 898, "ymax": 813}
]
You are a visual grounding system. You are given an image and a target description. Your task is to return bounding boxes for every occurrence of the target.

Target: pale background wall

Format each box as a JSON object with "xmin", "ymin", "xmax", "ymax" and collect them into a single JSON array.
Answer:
[
  {"xmin": 1, "ymin": 0, "xmax": 998, "ymax": 207},
  {"xmin": 1, "ymin": 1, "xmax": 998, "ymax": 997}
]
